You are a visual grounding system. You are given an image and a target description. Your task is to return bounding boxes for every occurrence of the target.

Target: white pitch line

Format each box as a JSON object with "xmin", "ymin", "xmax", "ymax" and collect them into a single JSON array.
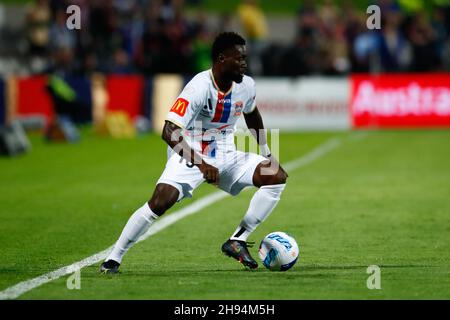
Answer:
[
  {"xmin": 282, "ymin": 137, "xmax": 342, "ymax": 172},
  {"xmin": 0, "ymin": 135, "xmax": 349, "ymax": 300}
]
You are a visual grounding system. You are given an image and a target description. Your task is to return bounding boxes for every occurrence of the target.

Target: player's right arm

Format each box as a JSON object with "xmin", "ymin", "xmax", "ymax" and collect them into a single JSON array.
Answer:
[
  {"xmin": 162, "ymin": 120, "xmax": 219, "ymax": 184},
  {"xmin": 163, "ymin": 76, "xmax": 219, "ymax": 184}
]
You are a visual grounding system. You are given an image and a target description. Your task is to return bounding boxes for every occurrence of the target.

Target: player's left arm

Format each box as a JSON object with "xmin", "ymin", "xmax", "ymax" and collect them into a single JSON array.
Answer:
[
  {"xmin": 243, "ymin": 107, "xmax": 288, "ymax": 176},
  {"xmin": 243, "ymin": 106, "xmax": 267, "ymax": 146}
]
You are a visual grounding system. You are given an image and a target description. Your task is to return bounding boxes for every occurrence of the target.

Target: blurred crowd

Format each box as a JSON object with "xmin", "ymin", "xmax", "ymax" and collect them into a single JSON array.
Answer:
[
  {"xmin": 3, "ymin": 0, "xmax": 450, "ymax": 77},
  {"xmin": 269, "ymin": 0, "xmax": 450, "ymax": 75},
  {"xmin": 21, "ymin": 0, "xmax": 213, "ymax": 76}
]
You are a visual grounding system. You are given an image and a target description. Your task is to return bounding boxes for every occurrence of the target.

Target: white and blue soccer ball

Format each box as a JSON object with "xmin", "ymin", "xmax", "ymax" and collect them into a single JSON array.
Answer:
[{"xmin": 258, "ymin": 231, "xmax": 299, "ymax": 271}]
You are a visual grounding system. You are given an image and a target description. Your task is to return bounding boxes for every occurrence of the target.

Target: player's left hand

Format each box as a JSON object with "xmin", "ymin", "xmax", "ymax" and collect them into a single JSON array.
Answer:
[{"xmin": 198, "ymin": 161, "xmax": 220, "ymax": 184}]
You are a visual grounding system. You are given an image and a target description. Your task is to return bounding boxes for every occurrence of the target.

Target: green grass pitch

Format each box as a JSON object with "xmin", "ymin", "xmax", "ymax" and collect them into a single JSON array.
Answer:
[{"xmin": 0, "ymin": 129, "xmax": 449, "ymax": 299}]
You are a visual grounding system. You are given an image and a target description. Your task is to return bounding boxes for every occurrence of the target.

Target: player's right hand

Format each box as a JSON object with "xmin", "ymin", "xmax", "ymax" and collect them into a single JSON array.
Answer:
[{"xmin": 198, "ymin": 161, "xmax": 219, "ymax": 184}]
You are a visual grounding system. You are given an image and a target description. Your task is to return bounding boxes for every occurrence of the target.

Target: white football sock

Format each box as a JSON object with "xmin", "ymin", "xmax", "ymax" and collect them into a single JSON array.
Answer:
[
  {"xmin": 230, "ymin": 184, "xmax": 286, "ymax": 242},
  {"xmin": 106, "ymin": 203, "xmax": 159, "ymax": 263}
]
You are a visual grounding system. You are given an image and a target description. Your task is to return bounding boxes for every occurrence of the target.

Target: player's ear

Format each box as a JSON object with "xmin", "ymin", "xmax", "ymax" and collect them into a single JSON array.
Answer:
[{"xmin": 218, "ymin": 53, "xmax": 225, "ymax": 63}]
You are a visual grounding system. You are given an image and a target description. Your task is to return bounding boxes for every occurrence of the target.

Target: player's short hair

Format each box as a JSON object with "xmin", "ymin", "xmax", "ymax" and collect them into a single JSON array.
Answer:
[{"xmin": 211, "ymin": 32, "xmax": 246, "ymax": 62}]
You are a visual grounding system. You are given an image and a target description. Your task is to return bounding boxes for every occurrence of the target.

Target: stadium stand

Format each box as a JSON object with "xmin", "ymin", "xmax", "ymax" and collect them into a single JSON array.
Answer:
[{"xmin": 0, "ymin": 0, "xmax": 448, "ymax": 78}]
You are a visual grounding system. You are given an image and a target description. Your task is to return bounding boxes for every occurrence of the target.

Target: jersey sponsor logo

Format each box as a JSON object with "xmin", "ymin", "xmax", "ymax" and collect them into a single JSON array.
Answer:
[
  {"xmin": 170, "ymin": 98, "xmax": 189, "ymax": 116},
  {"xmin": 234, "ymin": 101, "xmax": 243, "ymax": 116}
]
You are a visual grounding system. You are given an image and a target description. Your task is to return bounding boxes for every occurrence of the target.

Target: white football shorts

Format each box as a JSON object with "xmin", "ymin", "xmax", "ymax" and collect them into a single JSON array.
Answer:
[{"xmin": 157, "ymin": 149, "xmax": 268, "ymax": 201}]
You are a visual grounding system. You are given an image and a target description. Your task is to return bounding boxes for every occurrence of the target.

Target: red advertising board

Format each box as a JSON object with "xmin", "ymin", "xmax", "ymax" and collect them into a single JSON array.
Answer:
[
  {"xmin": 16, "ymin": 76, "xmax": 54, "ymax": 124},
  {"xmin": 105, "ymin": 75, "xmax": 144, "ymax": 120},
  {"xmin": 351, "ymin": 74, "xmax": 450, "ymax": 128}
]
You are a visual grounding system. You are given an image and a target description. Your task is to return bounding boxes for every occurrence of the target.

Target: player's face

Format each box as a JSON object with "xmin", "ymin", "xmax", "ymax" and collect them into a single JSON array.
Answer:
[{"xmin": 224, "ymin": 45, "xmax": 247, "ymax": 83}]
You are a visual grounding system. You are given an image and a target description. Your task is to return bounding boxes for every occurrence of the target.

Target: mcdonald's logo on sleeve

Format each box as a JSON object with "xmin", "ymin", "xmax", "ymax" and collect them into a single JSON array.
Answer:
[{"xmin": 170, "ymin": 98, "xmax": 189, "ymax": 117}]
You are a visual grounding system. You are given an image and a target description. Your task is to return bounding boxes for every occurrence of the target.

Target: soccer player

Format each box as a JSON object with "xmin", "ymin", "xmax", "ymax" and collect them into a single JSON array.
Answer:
[{"xmin": 100, "ymin": 32, "xmax": 288, "ymax": 273}]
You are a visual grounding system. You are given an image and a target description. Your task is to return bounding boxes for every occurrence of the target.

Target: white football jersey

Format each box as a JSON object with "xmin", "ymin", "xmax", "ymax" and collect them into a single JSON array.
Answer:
[{"xmin": 166, "ymin": 69, "xmax": 256, "ymax": 158}]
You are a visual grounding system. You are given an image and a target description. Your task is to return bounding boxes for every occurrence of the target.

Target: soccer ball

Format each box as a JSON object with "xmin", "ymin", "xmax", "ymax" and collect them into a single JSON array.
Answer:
[{"xmin": 258, "ymin": 231, "xmax": 299, "ymax": 271}]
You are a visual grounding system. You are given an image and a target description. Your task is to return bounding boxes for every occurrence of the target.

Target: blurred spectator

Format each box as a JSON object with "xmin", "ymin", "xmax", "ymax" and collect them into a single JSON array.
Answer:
[
  {"xmin": 89, "ymin": 0, "xmax": 128, "ymax": 72},
  {"xmin": 48, "ymin": 46, "xmax": 76, "ymax": 76},
  {"xmin": 282, "ymin": 27, "xmax": 330, "ymax": 76},
  {"xmin": 432, "ymin": 4, "xmax": 450, "ymax": 70},
  {"xmin": 162, "ymin": 4, "xmax": 192, "ymax": 73},
  {"xmin": 352, "ymin": 15, "xmax": 380, "ymax": 73},
  {"xmin": 217, "ymin": 13, "xmax": 233, "ymax": 33},
  {"xmin": 80, "ymin": 50, "xmax": 100, "ymax": 76},
  {"xmin": 237, "ymin": 0, "xmax": 268, "ymax": 75},
  {"xmin": 405, "ymin": 11, "xmax": 442, "ymax": 71},
  {"xmin": 327, "ymin": 20, "xmax": 351, "ymax": 74},
  {"xmin": 26, "ymin": 0, "xmax": 51, "ymax": 56},
  {"xmin": 190, "ymin": 11, "xmax": 213, "ymax": 72},
  {"xmin": 297, "ymin": 3, "xmax": 318, "ymax": 36},
  {"xmin": 136, "ymin": 1, "xmax": 164, "ymax": 74},
  {"xmin": 377, "ymin": 3, "xmax": 412, "ymax": 72},
  {"xmin": 25, "ymin": 0, "xmax": 51, "ymax": 73},
  {"xmin": 283, "ymin": 0, "xmax": 347, "ymax": 76},
  {"xmin": 110, "ymin": 48, "xmax": 134, "ymax": 74},
  {"xmin": 431, "ymin": 5, "xmax": 448, "ymax": 56},
  {"xmin": 318, "ymin": 0, "xmax": 339, "ymax": 36},
  {"xmin": 137, "ymin": 0, "xmax": 192, "ymax": 74},
  {"xmin": 49, "ymin": 8, "xmax": 77, "ymax": 51},
  {"xmin": 318, "ymin": 0, "xmax": 350, "ymax": 74}
]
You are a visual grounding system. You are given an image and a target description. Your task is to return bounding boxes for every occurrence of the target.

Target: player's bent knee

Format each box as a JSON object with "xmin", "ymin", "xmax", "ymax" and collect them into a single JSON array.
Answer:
[
  {"xmin": 258, "ymin": 169, "xmax": 287, "ymax": 186},
  {"xmin": 271, "ymin": 170, "xmax": 287, "ymax": 185},
  {"xmin": 148, "ymin": 183, "xmax": 179, "ymax": 215},
  {"xmin": 277, "ymin": 170, "xmax": 288, "ymax": 184}
]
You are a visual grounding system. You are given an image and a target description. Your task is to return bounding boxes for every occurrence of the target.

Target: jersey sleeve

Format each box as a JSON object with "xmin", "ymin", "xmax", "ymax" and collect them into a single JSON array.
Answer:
[
  {"xmin": 166, "ymin": 77, "xmax": 205, "ymax": 128},
  {"xmin": 243, "ymin": 76, "xmax": 257, "ymax": 114}
]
